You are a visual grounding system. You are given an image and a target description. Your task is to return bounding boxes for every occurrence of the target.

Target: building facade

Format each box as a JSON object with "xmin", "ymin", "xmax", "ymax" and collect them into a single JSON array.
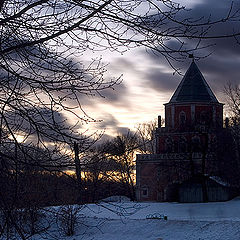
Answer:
[{"xmin": 136, "ymin": 61, "xmax": 230, "ymax": 202}]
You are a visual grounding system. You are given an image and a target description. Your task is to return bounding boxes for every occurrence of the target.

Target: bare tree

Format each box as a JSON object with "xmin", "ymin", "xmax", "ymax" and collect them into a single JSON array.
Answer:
[
  {"xmin": 0, "ymin": 1, "xmax": 240, "ymax": 238},
  {"xmin": 0, "ymin": 1, "xmax": 240, "ymax": 147},
  {"xmin": 222, "ymin": 83, "xmax": 240, "ymax": 184},
  {"xmin": 0, "ymin": 0, "xmax": 239, "ymax": 175},
  {"xmin": 80, "ymin": 144, "xmax": 111, "ymax": 202},
  {"xmin": 103, "ymin": 132, "xmax": 139, "ymax": 201},
  {"xmin": 136, "ymin": 119, "xmax": 159, "ymax": 154}
]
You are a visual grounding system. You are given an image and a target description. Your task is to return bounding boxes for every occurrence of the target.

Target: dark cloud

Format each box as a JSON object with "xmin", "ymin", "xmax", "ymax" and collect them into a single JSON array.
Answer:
[
  {"xmin": 199, "ymin": 58, "xmax": 240, "ymax": 91},
  {"xmin": 98, "ymin": 113, "xmax": 120, "ymax": 129},
  {"xmin": 93, "ymin": 114, "xmax": 131, "ymax": 143},
  {"xmin": 94, "ymin": 127, "xmax": 134, "ymax": 145},
  {"xmin": 69, "ymin": 81, "xmax": 129, "ymax": 112},
  {"xmin": 62, "ymin": 57, "xmax": 131, "ymax": 108},
  {"xmin": 95, "ymin": 113, "xmax": 131, "ymax": 135},
  {"xmin": 2, "ymin": 35, "xmax": 128, "ymax": 112},
  {"xmin": 85, "ymin": 58, "xmax": 133, "ymax": 108},
  {"xmin": 5, "ymin": 107, "xmax": 84, "ymax": 144},
  {"xmin": 115, "ymin": 127, "xmax": 131, "ymax": 135},
  {"xmin": 191, "ymin": 0, "xmax": 240, "ymax": 89},
  {"xmin": 144, "ymin": 68, "xmax": 181, "ymax": 92},
  {"xmin": 100, "ymin": 83, "xmax": 128, "ymax": 103},
  {"xmin": 138, "ymin": 0, "xmax": 240, "ymax": 97}
]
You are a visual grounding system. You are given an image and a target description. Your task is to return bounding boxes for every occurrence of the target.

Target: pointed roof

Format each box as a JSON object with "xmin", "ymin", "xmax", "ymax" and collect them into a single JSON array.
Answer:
[{"xmin": 169, "ymin": 61, "xmax": 218, "ymax": 103}]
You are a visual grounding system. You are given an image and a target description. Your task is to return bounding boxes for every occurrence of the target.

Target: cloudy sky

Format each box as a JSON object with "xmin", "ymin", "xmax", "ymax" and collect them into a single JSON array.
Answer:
[{"xmin": 78, "ymin": 0, "xmax": 240, "ymax": 138}]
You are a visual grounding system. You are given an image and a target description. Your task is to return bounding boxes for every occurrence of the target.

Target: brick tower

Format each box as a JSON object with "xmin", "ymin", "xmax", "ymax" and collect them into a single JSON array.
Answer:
[{"xmin": 136, "ymin": 61, "xmax": 226, "ymax": 202}]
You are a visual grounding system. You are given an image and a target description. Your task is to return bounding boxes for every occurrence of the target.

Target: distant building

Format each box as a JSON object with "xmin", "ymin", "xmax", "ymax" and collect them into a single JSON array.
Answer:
[{"xmin": 136, "ymin": 61, "xmax": 237, "ymax": 202}]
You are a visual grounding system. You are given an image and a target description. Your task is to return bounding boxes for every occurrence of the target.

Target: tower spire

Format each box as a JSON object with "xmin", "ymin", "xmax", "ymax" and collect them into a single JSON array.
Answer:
[
  {"xmin": 169, "ymin": 61, "xmax": 218, "ymax": 103},
  {"xmin": 188, "ymin": 53, "xmax": 194, "ymax": 62}
]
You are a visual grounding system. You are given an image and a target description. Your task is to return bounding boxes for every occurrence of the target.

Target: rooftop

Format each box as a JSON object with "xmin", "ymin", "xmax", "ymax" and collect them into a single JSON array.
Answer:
[{"xmin": 169, "ymin": 61, "xmax": 218, "ymax": 103}]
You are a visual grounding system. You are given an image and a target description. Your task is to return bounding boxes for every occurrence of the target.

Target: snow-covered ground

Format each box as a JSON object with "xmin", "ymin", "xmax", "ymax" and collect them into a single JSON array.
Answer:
[{"xmin": 34, "ymin": 198, "xmax": 240, "ymax": 240}]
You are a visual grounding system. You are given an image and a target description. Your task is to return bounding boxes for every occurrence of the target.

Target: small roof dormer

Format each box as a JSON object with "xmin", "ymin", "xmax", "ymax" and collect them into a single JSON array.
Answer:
[{"xmin": 169, "ymin": 61, "xmax": 218, "ymax": 103}]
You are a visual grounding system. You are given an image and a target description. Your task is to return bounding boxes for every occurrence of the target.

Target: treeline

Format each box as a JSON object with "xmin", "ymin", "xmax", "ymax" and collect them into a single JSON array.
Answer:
[
  {"xmin": 0, "ymin": 171, "xmax": 132, "ymax": 207},
  {"xmin": 0, "ymin": 122, "xmax": 156, "ymax": 208}
]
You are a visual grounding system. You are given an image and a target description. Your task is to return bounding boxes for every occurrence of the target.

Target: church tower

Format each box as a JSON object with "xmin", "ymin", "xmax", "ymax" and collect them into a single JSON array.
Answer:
[
  {"xmin": 136, "ymin": 61, "xmax": 227, "ymax": 202},
  {"xmin": 155, "ymin": 61, "xmax": 223, "ymax": 154},
  {"xmin": 165, "ymin": 61, "xmax": 222, "ymax": 130}
]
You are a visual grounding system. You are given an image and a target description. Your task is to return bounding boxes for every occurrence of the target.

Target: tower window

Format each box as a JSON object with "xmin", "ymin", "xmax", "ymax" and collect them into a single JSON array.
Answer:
[
  {"xmin": 179, "ymin": 111, "xmax": 186, "ymax": 126},
  {"xmin": 200, "ymin": 111, "xmax": 206, "ymax": 124},
  {"xmin": 200, "ymin": 111, "xmax": 210, "ymax": 125},
  {"xmin": 157, "ymin": 166, "xmax": 161, "ymax": 178},
  {"xmin": 142, "ymin": 186, "xmax": 149, "ymax": 197},
  {"xmin": 192, "ymin": 135, "xmax": 201, "ymax": 152},
  {"xmin": 165, "ymin": 137, "xmax": 173, "ymax": 153},
  {"xmin": 167, "ymin": 115, "xmax": 171, "ymax": 127},
  {"xmin": 179, "ymin": 137, "xmax": 187, "ymax": 152}
]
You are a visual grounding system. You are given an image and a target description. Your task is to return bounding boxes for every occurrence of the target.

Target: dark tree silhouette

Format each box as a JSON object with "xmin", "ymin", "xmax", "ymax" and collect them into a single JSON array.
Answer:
[{"xmin": 1, "ymin": 1, "xmax": 240, "ymax": 239}]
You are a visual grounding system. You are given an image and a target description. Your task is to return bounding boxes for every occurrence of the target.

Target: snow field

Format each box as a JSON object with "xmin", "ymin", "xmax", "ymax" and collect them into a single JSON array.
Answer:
[{"xmin": 33, "ymin": 198, "xmax": 240, "ymax": 240}]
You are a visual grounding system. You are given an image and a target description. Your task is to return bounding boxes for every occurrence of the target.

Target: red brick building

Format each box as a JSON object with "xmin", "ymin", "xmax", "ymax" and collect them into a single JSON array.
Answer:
[{"xmin": 136, "ymin": 61, "xmax": 230, "ymax": 202}]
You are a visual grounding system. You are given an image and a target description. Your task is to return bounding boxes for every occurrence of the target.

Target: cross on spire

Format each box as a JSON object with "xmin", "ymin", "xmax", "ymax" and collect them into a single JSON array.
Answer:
[{"xmin": 188, "ymin": 54, "xmax": 194, "ymax": 61}]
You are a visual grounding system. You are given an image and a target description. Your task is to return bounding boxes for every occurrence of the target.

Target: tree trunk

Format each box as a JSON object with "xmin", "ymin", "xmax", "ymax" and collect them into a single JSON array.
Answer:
[{"xmin": 74, "ymin": 142, "xmax": 82, "ymax": 203}]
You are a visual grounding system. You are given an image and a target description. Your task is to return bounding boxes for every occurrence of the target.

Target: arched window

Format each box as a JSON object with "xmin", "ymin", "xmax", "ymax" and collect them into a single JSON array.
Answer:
[
  {"xmin": 179, "ymin": 137, "xmax": 187, "ymax": 152},
  {"xmin": 165, "ymin": 137, "xmax": 173, "ymax": 153},
  {"xmin": 167, "ymin": 115, "xmax": 171, "ymax": 127},
  {"xmin": 141, "ymin": 186, "xmax": 149, "ymax": 197},
  {"xmin": 192, "ymin": 135, "xmax": 201, "ymax": 152},
  {"xmin": 210, "ymin": 136, "xmax": 217, "ymax": 151},
  {"xmin": 179, "ymin": 111, "xmax": 186, "ymax": 126},
  {"xmin": 200, "ymin": 111, "xmax": 209, "ymax": 124}
]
